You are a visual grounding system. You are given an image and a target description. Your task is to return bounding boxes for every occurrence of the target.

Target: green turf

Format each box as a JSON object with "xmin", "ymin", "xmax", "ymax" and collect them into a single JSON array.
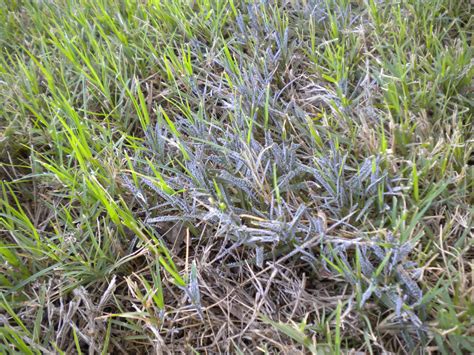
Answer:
[{"xmin": 0, "ymin": 0, "xmax": 472, "ymax": 353}]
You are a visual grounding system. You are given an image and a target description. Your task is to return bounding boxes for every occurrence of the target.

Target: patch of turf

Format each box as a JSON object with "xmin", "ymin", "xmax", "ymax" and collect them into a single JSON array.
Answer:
[{"xmin": 0, "ymin": 0, "xmax": 472, "ymax": 353}]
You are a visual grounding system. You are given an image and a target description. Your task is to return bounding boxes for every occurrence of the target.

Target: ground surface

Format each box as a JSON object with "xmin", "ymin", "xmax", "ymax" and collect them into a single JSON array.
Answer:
[{"xmin": 0, "ymin": 0, "xmax": 473, "ymax": 353}]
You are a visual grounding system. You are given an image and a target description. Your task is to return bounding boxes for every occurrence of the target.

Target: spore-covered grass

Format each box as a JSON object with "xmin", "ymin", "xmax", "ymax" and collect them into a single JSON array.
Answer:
[{"xmin": 0, "ymin": 0, "xmax": 472, "ymax": 353}]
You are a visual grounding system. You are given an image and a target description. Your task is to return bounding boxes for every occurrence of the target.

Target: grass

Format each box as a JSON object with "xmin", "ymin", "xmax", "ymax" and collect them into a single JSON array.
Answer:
[{"xmin": 0, "ymin": 0, "xmax": 472, "ymax": 353}]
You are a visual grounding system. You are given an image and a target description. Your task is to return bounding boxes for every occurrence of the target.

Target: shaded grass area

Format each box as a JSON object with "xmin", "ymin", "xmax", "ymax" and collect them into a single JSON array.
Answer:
[{"xmin": 0, "ymin": 0, "xmax": 472, "ymax": 353}]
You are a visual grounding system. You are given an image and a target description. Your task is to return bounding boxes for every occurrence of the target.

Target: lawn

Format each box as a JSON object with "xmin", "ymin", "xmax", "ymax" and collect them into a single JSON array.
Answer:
[{"xmin": 0, "ymin": 0, "xmax": 472, "ymax": 353}]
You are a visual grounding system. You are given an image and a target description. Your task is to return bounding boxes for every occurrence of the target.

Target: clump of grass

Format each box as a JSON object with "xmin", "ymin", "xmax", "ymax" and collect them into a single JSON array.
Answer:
[{"xmin": 0, "ymin": 0, "xmax": 472, "ymax": 353}]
